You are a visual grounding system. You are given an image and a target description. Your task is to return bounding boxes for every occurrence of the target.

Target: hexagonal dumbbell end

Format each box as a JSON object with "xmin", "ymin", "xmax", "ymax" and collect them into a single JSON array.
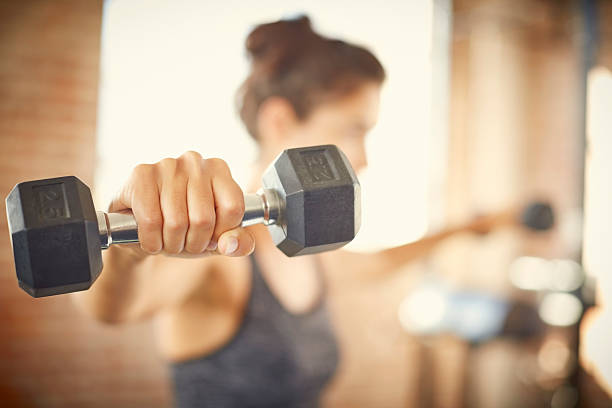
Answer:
[
  {"xmin": 5, "ymin": 145, "xmax": 362, "ymax": 298},
  {"xmin": 6, "ymin": 176, "xmax": 102, "ymax": 297},
  {"xmin": 262, "ymin": 145, "xmax": 361, "ymax": 256}
]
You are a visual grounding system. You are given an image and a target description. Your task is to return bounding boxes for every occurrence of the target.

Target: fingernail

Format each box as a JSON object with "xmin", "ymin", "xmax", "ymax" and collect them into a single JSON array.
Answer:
[
  {"xmin": 223, "ymin": 237, "xmax": 238, "ymax": 255},
  {"xmin": 207, "ymin": 241, "xmax": 218, "ymax": 251}
]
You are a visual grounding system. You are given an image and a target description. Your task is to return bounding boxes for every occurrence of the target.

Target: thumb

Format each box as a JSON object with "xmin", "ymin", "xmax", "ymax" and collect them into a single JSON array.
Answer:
[{"xmin": 217, "ymin": 227, "xmax": 256, "ymax": 257}]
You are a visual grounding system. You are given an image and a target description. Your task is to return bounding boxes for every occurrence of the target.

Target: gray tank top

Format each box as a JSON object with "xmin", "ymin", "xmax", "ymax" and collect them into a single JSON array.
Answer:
[{"xmin": 170, "ymin": 256, "xmax": 339, "ymax": 408}]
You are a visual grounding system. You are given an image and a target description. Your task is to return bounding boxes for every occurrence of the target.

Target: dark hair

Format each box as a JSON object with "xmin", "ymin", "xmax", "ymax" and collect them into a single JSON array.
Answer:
[{"xmin": 236, "ymin": 15, "xmax": 386, "ymax": 140}]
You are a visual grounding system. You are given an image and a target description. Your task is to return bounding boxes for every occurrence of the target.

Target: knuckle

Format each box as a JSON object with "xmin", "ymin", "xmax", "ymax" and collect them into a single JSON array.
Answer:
[
  {"xmin": 158, "ymin": 158, "xmax": 178, "ymax": 172},
  {"xmin": 190, "ymin": 213, "xmax": 215, "ymax": 231},
  {"xmin": 138, "ymin": 213, "xmax": 163, "ymax": 230},
  {"xmin": 180, "ymin": 150, "xmax": 203, "ymax": 162},
  {"xmin": 205, "ymin": 157, "xmax": 229, "ymax": 171},
  {"xmin": 219, "ymin": 199, "xmax": 245, "ymax": 221},
  {"xmin": 132, "ymin": 163, "xmax": 154, "ymax": 179},
  {"xmin": 164, "ymin": 216, "xmax": 188, "ymax": 233}
]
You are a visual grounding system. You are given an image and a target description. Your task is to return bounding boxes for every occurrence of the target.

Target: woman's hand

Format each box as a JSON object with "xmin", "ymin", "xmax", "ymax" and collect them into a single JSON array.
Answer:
[{"xmin": 109, "ymin": 151, "xmax": 255, "ymax": 257}]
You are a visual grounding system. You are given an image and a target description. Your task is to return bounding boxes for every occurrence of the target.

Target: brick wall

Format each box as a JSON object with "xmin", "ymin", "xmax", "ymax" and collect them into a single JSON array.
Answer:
[
  {"xmin": 1, "ymin": 1, "xmax": 604, "ymax": 407},
  {"xmin": 0, "ymin": 1, "xmax": 171, "ymax": 406}
]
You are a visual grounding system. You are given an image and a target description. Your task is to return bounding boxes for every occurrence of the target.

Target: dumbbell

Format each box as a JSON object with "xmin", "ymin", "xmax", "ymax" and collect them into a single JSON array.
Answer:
[
  {"xmin": 469, "ymin": 201, "xmax": 555, "ymax": 235},
  {"xmin": 520, "ymin": 201, "xmax": 554, "ymax": 231},
  {"xmin": 6, "ymin": 145, "xmax": 360, "ymax": 297}
]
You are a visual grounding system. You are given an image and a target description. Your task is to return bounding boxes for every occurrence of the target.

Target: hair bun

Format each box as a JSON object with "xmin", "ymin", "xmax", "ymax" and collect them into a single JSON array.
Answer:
[
  {"xmin": 246, "ymin": 15, "xmax": 316, "ymax": 62},
  {"xmin": 237, "ymin": 15, "xmax": 385, "ymax": 141}
]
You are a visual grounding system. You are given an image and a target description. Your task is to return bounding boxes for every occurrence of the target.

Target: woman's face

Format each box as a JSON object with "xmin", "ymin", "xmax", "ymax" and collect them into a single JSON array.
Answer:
[{"xmin": 282, "ymin": 82, "xmax": 381, "ymax": 174}]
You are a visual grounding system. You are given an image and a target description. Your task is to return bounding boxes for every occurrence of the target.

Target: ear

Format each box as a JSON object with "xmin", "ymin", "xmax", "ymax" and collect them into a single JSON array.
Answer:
[{"xmin": 256, "ymin": 97, "xmax": 299, "ymax": 146}]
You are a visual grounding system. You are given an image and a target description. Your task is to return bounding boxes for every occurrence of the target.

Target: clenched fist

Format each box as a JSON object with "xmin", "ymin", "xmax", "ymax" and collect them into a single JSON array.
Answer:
[{"xmin": 109, "ymin": 151, "xmax": 255, "ymax": 257}]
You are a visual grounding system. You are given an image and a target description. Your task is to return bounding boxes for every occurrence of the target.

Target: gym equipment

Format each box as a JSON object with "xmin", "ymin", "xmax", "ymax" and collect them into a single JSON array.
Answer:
[
  {"xmin": 520, "ymin": 201, "xmax": 554, "ymax": 231},
  {"xmin": 6, "ymin": 145, "xmax": 360, "ymax": 297}
]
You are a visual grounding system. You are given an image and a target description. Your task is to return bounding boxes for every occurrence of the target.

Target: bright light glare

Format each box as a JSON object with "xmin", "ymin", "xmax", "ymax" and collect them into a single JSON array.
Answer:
[
  {"xmin": 398, "ymin": 288, "xmax": 447, "ymax": 334},
  {"xmin": 509, "ymin": 256, "xmax": 552, "ymax": 291},
  {"xmin": 537, "ymin": 338, "xmax": 571, "ymax": 376},
  {"xmin": 509, "ymin": 257, "xmax": 583, "ymax": 292},
  {"xmin": 549, "ymin": 260, "xmax": 583, "ymax": 292},
  {"xmin": 538, "ymin": 293, "xmax": 582, "ymax": 327},
  {"xmin": 96, "ymin": 0, "xmax": 439, "ymax": 251}
]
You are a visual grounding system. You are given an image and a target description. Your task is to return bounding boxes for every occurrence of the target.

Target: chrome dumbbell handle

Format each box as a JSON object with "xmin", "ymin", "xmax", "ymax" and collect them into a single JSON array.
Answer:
[{"xmin": 97, "ymin": 189, "xmax": 282, "ymax": 249}]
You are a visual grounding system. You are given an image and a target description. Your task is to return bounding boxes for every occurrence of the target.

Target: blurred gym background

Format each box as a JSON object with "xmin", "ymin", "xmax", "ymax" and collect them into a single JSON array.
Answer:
[{"xmin": 0, "ymin": 0, "xmax": 611, "ymax": 407}]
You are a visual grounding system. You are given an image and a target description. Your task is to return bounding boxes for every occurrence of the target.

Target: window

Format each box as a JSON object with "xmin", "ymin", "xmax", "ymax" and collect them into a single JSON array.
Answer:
[
  {"xmin": 97, "ymin": 0, "xmax": 447, "ymax": 251},
  {"xmin": 581, "ymin": 66, "xmax": 612, "ymax": 389}
]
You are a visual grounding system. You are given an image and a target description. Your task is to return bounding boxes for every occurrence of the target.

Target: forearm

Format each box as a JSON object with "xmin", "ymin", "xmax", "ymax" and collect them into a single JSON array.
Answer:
[
  {"xmin": 71, "ymin": 245, "xmax": 151, "ymax": 324},
  {"xmin": 371, "ymin": 208, "xmax": 521, "ymax": 271},
  {"xmin": 321, "ymin": 226, "xmax": 466, "ymax": 280},
  {"xmin": 373, "ymin": 226, "xmax": 464, "ymax": 270},
  {"xmin": 329, "ymin": 205, "xmax": 541, "ymax": 276}
]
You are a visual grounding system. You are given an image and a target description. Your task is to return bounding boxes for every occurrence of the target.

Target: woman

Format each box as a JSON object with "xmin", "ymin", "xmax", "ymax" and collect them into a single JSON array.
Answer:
[{"xmin": 74, "ymin": 16, "xmax": 512, "ymax": 407}]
